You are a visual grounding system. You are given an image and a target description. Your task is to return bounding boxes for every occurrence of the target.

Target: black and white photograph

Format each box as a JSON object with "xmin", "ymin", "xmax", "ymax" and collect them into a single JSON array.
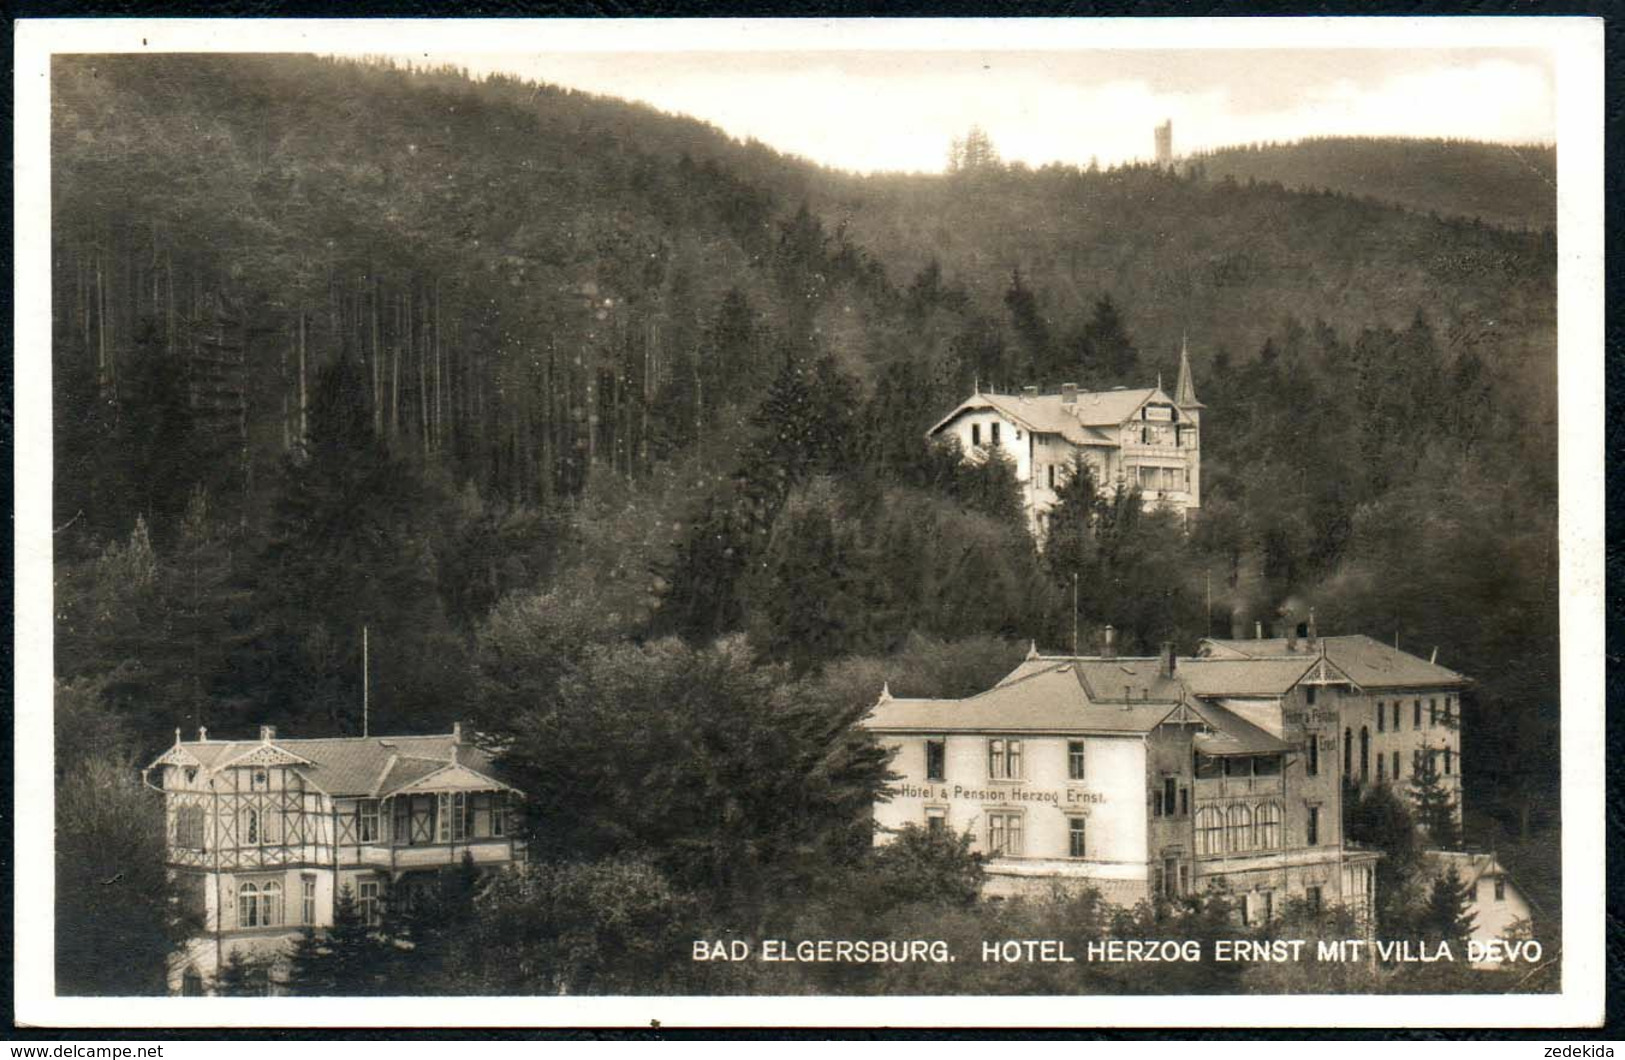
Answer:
[{"xmin": 13, "ymin": 16, "xmax": 1606, "ymax": 1029}]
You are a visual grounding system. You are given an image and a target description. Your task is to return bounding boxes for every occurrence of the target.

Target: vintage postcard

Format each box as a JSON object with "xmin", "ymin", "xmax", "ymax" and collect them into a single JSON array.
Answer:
[{"xmin": 12, "ymin": 16, "xmax": 1605, "ymax": 1029}]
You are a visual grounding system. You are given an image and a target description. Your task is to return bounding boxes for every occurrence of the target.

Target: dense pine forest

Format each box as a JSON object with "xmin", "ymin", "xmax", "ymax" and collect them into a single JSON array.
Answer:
[
  {"xmin": 52, "ymin": 54, "xmax": 1560, "ymax": 995},
  {"xmin": 1187, "ymin": 136, "xmax": 1556, "ymax": 233}
]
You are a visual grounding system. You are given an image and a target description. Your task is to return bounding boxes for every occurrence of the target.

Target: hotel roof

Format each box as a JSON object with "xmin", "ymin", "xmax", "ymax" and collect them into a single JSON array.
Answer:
[
  {"xmin": 1198, "ymin": 634, "xmax": 1467, "ymax": 689},
  {"xmin": 865, "ymin": 661, "xmax": 1178, "ymax": 735}
]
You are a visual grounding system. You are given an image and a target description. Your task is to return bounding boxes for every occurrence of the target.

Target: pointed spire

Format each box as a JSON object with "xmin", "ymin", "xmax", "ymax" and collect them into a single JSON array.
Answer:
[
  {"xmin": 1026, "ymin": 640, "xmax": 1040, "ymax": 660},
  {"xmin": 174, "ymin": 727, "xmax": 183, "ymax": 747},
  {"xmin": 1175, "ymin": 332, "xmax": 1204, "ymax": 409},
  {"xmin": 878, "ymin": 681, "xmax": 893, "ymax": 703}
]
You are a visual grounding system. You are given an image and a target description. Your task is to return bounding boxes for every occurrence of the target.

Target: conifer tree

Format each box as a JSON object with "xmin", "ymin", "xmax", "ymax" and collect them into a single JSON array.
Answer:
[
  {"xmin": 1419, "ymin": 864, "xmax": 1477, "ymax": 947},
  {"xmin": 286, "ymin": 885, "xmax": 388, "ymax": 996},
  {"xmin": 1408, "ymin": 747, "xmax": 1461, "ymax": 849},
  {"xmin": 215, "ymin": 948, "xmax": 273, "ymax": 997}
]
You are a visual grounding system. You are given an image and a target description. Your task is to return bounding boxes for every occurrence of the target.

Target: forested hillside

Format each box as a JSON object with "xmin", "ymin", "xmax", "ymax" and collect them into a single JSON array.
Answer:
[
  {"xmin": 1186, "ymin": 137, "xmax": 1556, "ymax": 233},
  {"xmin": 52, "ymin": 54, "xmax": 1561, "ymax": 993}
]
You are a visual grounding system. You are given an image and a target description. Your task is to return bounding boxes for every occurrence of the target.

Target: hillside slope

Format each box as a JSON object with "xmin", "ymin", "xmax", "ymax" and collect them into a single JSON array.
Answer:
[{"xmin": 1185, "ymin": 136, "xmax": 1555, "ymax": 232}]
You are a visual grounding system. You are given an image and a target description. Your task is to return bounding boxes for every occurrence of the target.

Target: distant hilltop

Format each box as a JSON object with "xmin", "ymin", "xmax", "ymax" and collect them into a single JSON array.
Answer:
[{"xmin": 1184, "ymin": 137, "xmax": 1555, "ymax": 233}]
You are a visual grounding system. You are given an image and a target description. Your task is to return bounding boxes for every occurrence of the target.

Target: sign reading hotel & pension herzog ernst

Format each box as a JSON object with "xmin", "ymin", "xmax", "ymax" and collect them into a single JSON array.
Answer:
[{"xmin": 893, "ymin": 782, "xmax": 1107, "ymax": 807}]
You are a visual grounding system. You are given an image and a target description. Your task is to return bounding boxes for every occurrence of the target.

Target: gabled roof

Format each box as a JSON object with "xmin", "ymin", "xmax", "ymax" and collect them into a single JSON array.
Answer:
[
  {"xmin": 1198, "ymin": 634, "xmax": 1467, "ymax": 689},
  {"xmin": 145, "ymin": 732, "xmax": 509, "ymax": 798},
  {"xmin": 927, "ymin": 386, "xmax": 1173, "ymax": 444},
  {"xmin": 1190, "ymin": 701, "xmax": 1294, "ymax": 756},
  {"xmin": 864, "ymin": 661, "xmax": 1178, "ymax": 734},
  {"xmin": 1175, "ymin": 657, "xmax": 1320, "ymax": 698}
]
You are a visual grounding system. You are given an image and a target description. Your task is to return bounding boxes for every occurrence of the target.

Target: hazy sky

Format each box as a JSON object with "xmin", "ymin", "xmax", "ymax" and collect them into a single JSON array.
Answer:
[{"xmin": 424, "ymin": 47, "xmax": 1555, "ymax": 174}]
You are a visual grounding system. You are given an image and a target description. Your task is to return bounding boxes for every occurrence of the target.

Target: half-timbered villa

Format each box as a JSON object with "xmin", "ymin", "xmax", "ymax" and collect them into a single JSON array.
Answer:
[{"xmin": 143, "ymin": 724, "xmax": 522, "ymax": 995}]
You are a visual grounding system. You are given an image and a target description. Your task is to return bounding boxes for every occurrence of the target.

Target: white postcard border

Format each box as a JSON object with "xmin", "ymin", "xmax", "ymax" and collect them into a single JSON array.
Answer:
[{"xmin": 12, "ymin": 15, "xmax": 1605, "ymax": 1029}]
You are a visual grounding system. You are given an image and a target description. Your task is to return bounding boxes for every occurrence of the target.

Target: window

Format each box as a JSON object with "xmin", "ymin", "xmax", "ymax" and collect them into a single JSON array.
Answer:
[
  {"xmin": 1414, "ymin": 700, "xmax": 1422, "ymax": 729},
  {"xmin": 1195, "ymin": 752, "xmax": 1223, "ymax": 780},
  {"xmin": 181, "ymin": 967, "xmax": 205, "ymax": 997},
  {"xmin": 1429, "ymin": 698, "xmax": 1438, "ymax": 726},
  {"xmin": 1377, "ymin": 701, "xmax": 1385, "ymax": 732},
  {"xmin": 971, "ymin": 424, "xmax": 981, "ymax": 447},
  {"xmin": 1306, "ymin": 735, "xmax": 1319, "ymax": 777},
  {"xmin": 991, "ymin": 422, "xmax": 1001, "ymax": 446},
  {"xmin": 1048, "ymin": 464, "xmax": 1056, "ymax": 490},
  {"xmin": 1153, "ymin": 789, "xmax": 1165, "ymax": 817},
  {"xmin": 1444, "ymin": 748, "xmax": 1453, "ymax": 775},
  {"xmin": 1141, "ymin": 426, "xmax": 1151, "ymax": 444},
  {"xmin": 1195, "ymin": 807, "xmax": 1224, "ymax": 856},
  {"xmin": 437, "ymin": 792, "xmax": 474, "ymax": 842},
  {"xmin": 237, "ymin": 880, "xmax": 281, "ymax": 928},
  {"xmin": 1259, "ymin": 890, "xmax": 1275, "ymax": 923},
  {"xmin": 1343, "ymin": 729, "xmax": 1352, "ymax": 777},
  {"xmin": 1223, "ymin": 756, "xmax": 1251, "ymax": 779},
  {"xmin": 1163, "ymin": 776, "xmax": 1177, "ymax": 814},
  {"xmin": 987, "ymin": 812, "xmax": 1024, "ymax": 856},
  {"xmin": 262, "ymin": 881, "xmax": 283, "ymax": 926},
  {"xmin": 176, "ymin": 805, "xmax": 206, "ymax": 850},
  {"xmin": 1393, "ymin": 702, "xmax": 1401, "ymax": 730},
  {"xmin": 1068, "ymin": 741, "xmax": 1087, "ymax": 781},
  {"xmin": 357, "ymin": 879, "xmax": 381, "ymax": 926},
  {"xmin": 244, "ymin": 808, "xmax": 259, "ymax": 845},
  {"xmin": 1377, "ymin": 755, "xmax": 1386, "ymax": 781},
  {"xmin": 1068, "ymin": 817, "xmax": 1087, "ymax": 858},
  {"xmin": 1359, "ymin": 726, "xmax": 1370, "ymax": 779},
  {"xmin": 926, "ymin": 807, "xmax": 946, "ymax": 834},
  {"xmin": 1494, "ymin": 877, "xmax": 1506, "ymax": 902},
  {"xmin": 1255, "ymin": 802, "xmax": 1282, "ymax": 849},
  {"xmin": 1306, "ymin": 806, "xmax": 1321, "ymax": 846},
  {"xmin": 1179, "ymin": 787, "xmax": 1189, "ymax": 816},
  {"xmin": 1253, "ymin": 754, "xmax": 1281, "ymax": 777},
  {"xmin": 356, "ymin": 799, "xmax": 380, "ymax": 843},
  {"xmin": 1393, "ymin": 750, "xmax": 1401, "ymax": 779},
  {"xmin": 301, "ymin": 875, "xmax": 316, "ymax": 925},
  {"xmin": 1305, "ymin": 885, "xmax": 1323, "ymax": 915},
  {"xmin": 396, "ymin": 794, "xmax": 437, "ymax": 845},
  {"xmin": 1306, "ymin": 685, "xmax": 1317, "ymax": 706},
  {"xmin": 988, "ymin": 738, "xmax": 1023, "ymax": 780},
  {"xmin": 1226, "ymin": 804, "xmax": 1254, "ymax": 852},
  {"xmin": 926, "ymin": 738, "xmax": 946, "ymax": 781},
  {"xmin": 491, "ymin": 794, "xmax": 507, "ymax": 838}
]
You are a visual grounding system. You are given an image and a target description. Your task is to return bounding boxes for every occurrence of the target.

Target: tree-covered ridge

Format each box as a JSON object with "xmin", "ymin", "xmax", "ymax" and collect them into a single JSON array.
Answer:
[{"xmin": 1186, "ymin": 136, "xmax": 1556, "ymax": 233}]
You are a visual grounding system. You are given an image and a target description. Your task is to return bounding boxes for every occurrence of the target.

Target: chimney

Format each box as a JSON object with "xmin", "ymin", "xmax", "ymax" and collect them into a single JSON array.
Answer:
[
  {"xmin": 197, "ymin": 726, "xmax": 208, "ymax": 742},
  {"xmin": 1159, "ymin": 641, "xmax": 1176, "ymax": 678},
  {"xmin": 1022, "ymin": 385, "xmax": 1039, "ymax": 401},
  {"xmin": 452, "ymin": 721, "xmax": 463, "ymax": 744},
  {"xmin": 1061, "ymin": 383, "xmax": 1079, "ymax": 405},
  {"xmin": 1285, "ymin": 619, "xmax": 1298, "ymax": 653},
  {"xmin": 1306, "ymin": 608, "xmax": 1318, "ymax": 651},
  {"xmin": 259, "ymin": 725, "xmax": 277, "ymax": 743},
  {"xmin": 1254, "ymin": 620, "xmax": 1263, "ymax": 640},
  {"xmin": 1101, "ymin": 624, "xmax": 1116, "ymax": 659}
]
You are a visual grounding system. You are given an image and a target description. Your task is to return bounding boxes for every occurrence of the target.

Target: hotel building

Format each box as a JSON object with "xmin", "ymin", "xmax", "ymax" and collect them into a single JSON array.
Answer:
[{"xmin": 862, "ymin": 629, "xmax": 1464, "ymax": 925}]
